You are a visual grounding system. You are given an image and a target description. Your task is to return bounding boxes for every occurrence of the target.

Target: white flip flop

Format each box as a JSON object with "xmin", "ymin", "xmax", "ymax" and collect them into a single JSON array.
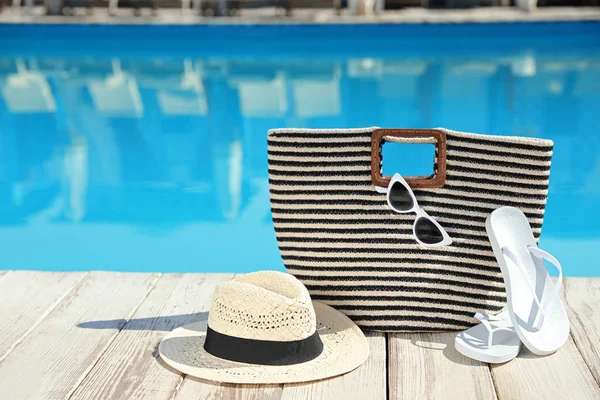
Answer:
[
  {"xmin": 486, "ymin": 206, "xmax": 570, "ymax": 356},
  {"xmin": 455, "ymin": 309, "xmax": 521, "ymax": 363}
]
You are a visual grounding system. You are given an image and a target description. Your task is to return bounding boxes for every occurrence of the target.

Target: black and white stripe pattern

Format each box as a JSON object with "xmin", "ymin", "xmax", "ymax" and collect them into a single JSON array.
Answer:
[{"xmin": 267, "ymin": 127, "xmax": 553, "ymax": 332}]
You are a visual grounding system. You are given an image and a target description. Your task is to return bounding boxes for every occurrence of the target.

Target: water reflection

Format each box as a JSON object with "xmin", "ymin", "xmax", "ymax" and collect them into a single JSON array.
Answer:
[{"xmin": 0, "ymin": 54, "xmax": 599, "ymax": 273}]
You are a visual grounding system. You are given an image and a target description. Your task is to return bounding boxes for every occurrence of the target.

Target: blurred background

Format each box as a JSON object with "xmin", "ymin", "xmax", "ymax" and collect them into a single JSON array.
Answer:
[
  {"xmin": 1, "ymin": 0, "xmax": 600, "ymax": 17},
  {"xmin": 0, "ymin": 5, "xmax": 598, "ymax": 274}
]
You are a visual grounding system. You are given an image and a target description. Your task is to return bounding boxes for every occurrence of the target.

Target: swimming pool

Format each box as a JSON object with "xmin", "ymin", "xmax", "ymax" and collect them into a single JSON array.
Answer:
[{"xmin": 0, "ymin": 22, "xmax": 598, "ymax": 275}]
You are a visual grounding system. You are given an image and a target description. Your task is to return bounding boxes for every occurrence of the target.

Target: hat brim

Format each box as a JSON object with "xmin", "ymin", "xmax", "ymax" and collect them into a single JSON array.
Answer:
[{"xmin": 158, "ymin": 301, "xmax": 369, "ymax": 384}]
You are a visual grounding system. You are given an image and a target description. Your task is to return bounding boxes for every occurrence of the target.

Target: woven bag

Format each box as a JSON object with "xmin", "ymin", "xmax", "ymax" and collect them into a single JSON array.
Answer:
[{"xmin": 267, "ymin": 127, "xmax": 553, "ymax": 332}]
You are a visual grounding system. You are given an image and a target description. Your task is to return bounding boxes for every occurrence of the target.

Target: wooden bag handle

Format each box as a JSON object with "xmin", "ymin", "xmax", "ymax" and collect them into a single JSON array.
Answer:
[{"xmin": 371, "ymin": 128, "xmax": 447, "ymax": 189}]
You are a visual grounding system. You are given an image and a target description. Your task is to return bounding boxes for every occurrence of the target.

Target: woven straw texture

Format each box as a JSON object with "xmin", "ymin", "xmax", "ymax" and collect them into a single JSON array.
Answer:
[
  {"xmin": 209, "ymin": 271, "xmax": 317, "ymax": 341},
  {"xmin": 159, "ymin": 272, "xmax": 369, "ymax": 384},
  {"xmin": 267, "ymin": 127, "xmax": 553, "ymax": 332}
]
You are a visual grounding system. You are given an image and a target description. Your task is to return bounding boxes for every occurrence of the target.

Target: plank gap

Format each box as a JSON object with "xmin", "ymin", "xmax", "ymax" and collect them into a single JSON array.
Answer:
[
  {"xmin": 65, "ymin": 273, "xmax": 164, "ymax": 400},
  {"xmin": 176, "ymin": 377, "xmax": 284, "ymax": 399},
  {"xmin": 385, "ymin": 333, "xmax": 390, "ymax": 400},
  {"xmin": 276, "ymin": 332, "xmax": 385, "ymax": 400},
  {"xmin": 168, "ymin": 374, "xmax": 186, "ymax": 400},
  {"xmin": 567, "ymin": 329, "xmax": 600, "ymax": 388},
  {"xmin": 0, "ymin": 271, "xmax": 162, "ymax": 399},
  {"xmin": 490, "ymin": 336, "xmax": 600, "ymax": 399},
  {"xmin": 0, "ymin": 271, "xmax": 89, "ymax": 363},
  {"xmin": 563, "ymin": 278, "xmax": 600, "ymax": 388},
  {"xmin": 69, "ymin": 273, "xmax": 234, "ymax": 400},
  {"xmin": 487, "ymin": 363, "xmax": 501, "ymax": 400},
  {"xmin": 388, "ymin": 332, "xmax": 497, "ymax": 399}
]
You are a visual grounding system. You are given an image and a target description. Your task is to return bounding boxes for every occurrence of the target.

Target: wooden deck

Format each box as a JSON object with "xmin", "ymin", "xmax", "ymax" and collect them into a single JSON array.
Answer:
[{"xmin": 0, "ymin": 271, "xmax": 598, "ymax": 399}]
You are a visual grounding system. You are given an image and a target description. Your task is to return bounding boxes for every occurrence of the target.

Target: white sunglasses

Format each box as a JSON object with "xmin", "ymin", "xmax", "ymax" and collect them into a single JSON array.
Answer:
[{"xmin": 375, "ymin": 173, "xmax": 452, "ymax": 247}]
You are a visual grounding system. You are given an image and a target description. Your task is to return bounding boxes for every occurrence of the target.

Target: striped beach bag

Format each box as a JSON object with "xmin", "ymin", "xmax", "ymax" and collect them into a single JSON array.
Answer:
[{"xmin": 267, "ymin": 127, "xmax": 553, "ymax": 332}]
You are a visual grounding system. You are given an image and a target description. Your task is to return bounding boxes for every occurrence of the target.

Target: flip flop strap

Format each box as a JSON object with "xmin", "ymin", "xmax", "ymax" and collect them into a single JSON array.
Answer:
[
  {"xmin": 474, "ymin": 312, "xmax": 513, "ymax": 348},
  {"xmin": 501, "ymin": 246, "xmax": 563, "ymax": 329}
]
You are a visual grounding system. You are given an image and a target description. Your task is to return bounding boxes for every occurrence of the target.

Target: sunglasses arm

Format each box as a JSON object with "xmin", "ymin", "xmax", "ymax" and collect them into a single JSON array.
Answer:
[{"xmin": 374, "ymin": 185, "xmax": 388, "ymax": 194}]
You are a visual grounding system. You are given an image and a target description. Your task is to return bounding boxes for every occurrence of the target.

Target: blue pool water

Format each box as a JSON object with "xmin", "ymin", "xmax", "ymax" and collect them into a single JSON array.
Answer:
[{"xmin": 0, "ymin": 22, "xmax": 599, "ymax": 275}]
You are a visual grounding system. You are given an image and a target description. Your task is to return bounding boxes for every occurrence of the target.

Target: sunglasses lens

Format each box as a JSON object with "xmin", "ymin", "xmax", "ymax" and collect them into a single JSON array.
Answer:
[
  {"xmin": 415, "ymin": 216, "xmax": 444, "ymax": 244},
  {"xmin": 389, "ymin": 182, "xmax": 414, "ymax": 211}
]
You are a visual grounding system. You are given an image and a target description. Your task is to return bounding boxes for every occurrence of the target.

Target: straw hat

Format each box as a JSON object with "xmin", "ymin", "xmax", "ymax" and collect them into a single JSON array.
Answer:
[{"xmin": 158, "ymin": 271, "xmax": 369, "ymax": 384}]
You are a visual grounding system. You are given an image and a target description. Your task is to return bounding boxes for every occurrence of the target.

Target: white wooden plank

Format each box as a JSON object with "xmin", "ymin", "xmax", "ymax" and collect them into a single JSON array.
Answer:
[
  {"xmin": 280, "ymin": 332, "xmax": 386, "ymax": 400},
  {"xmin": 491, "ymin": 277, "xmax": 600, "ymax": 399},
  {"xmin": 174, "ymin": 380, "xmax": 282, "ymax": 400},
  {"xmin": 563, "ymin": 278, "xmax": 600, "ymax": 386},
  {"xmin": 388, "ymin": 332, "xmax": 496, "ymax": 400},
  {"xmin": 0, "ymin": 271, "xmax": 86, "ymax": 361},
  {"xmin": 0, "ymin": 271, "xmax": 160, "ymax": 400},
  {"xmin": 70, "ymin": 273, "xmax": 234, "ymax": 400},
  {"xmin": 491, "ymin": 336, "xmax": 600, "ymax": 399}
]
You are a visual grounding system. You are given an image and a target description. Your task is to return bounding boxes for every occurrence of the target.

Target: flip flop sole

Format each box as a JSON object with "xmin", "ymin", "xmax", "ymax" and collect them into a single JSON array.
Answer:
[
  {"xmin": 455, "ymin": 324, "xmax": 521, "ymax": 364},
  {"xmin": 486, "ymin": 207, "xmax": 569, "ymax": 356}
]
